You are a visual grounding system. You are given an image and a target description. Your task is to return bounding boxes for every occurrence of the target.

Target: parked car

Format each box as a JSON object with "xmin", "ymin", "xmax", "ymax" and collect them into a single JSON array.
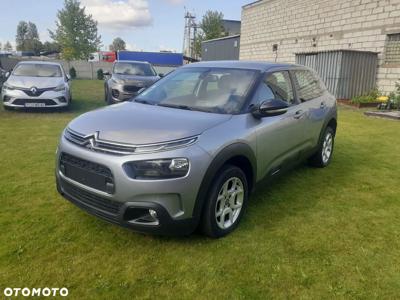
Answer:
[
  {"xmin": 0, "ymin": 67, "xmax": 7, "ymax": 87},
  {"xmin": 104, "ymin": 60, "xmax": 160, "ymax": 105},
  {"xmin": 56, "ymin": 61, "xmax": 337, "ymax": 238},
  {"xmin": 1, "ymin": 61, "xmax": 71, "ymax": 110}
]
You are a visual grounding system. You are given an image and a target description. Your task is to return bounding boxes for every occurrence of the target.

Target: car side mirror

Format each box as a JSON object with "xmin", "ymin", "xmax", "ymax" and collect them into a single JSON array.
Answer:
[
  {"xmin": 66, "ymin": 74, "xmax": 71, "ymax": 81},
  {"xmin": 251, "ymin": 99, "xmax": 289, "ymax": 118},
  {"xmin": 158, "ymin": 73, "xmax": 164, "ymax": 78},
  {"xmin": 103, "ymin": 71, "xmax": 110, "ymax": 76}
]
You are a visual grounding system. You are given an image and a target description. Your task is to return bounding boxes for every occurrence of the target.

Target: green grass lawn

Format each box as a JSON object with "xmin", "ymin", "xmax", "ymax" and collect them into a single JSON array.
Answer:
[{"xmin": 0, "ymin": 80, "xmax": 400, "ymax": 299}]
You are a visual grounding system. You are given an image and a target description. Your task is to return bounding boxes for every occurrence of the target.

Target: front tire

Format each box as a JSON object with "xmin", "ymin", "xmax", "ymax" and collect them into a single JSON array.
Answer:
[
  {"xmin": 309, "ymin": 126, "xmax": 335, "ymax": 168},
  {"xmin": 201, "ymin": 165, "xmax": 248, "ymax": 238}
]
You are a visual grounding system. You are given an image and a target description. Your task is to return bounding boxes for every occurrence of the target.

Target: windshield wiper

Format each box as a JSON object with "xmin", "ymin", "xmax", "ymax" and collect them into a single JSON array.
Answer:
[{"xmin": 157, "ymin": 103, "xmax": 194, "ymax": 111}]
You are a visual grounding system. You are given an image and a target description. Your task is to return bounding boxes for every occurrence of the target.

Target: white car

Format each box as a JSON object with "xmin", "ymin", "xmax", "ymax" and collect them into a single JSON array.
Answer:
[{"xmin": 1, "ymin": 61, "xmax": 71, "ymax": 110}]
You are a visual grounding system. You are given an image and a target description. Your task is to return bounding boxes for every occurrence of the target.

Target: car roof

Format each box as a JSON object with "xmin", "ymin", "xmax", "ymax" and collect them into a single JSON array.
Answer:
[
  {"xmin": 17, "ymin": 60, "xmax": 63, "ymax": 66},
  {"xmin": 182, "ymin": 60, "xmax": 305, "ymax": 71},
  {"xmin": 115, "ymin": 60, "xmax": 150, "ymax": 65}
]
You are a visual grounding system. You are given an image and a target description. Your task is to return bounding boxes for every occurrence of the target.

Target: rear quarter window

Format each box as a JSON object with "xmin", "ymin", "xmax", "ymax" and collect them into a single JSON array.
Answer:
[{"xmin": 293, "ymin": 70, "xmax": 325, "ymax": 102}]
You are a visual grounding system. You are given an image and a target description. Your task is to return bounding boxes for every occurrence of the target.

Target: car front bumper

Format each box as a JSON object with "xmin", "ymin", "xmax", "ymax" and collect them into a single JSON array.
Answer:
[
  {"xmin": 108, "ymin": 82, "xmax": 146, "ymax": 103},
  {"xmin": 2, "ymin": 88, "xmax": 70, "ymax": 108},
  {"xmin": 55, "ymin": 135, "xmax": 211, "ymax": 235}
]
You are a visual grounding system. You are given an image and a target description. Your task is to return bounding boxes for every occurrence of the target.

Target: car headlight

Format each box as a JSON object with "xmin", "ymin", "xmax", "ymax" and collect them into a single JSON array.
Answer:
[
  {"xmin": 124, "ymin": 158, "xmax": 189, "ymax": 180},
  {"xmin": 111, "ymin": 78, "xmax": 124, "ymax": 85},
  {"xmin": 54, "ymin": 84, "xmax": 66, "ymax": 92},
  {"xmin": 2, "ymin": 83, "xmax": 15, "ymax": 91}
]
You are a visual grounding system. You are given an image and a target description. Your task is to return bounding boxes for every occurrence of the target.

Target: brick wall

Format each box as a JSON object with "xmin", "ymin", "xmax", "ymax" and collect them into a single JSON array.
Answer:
[{"xmin": 240, "ymin": 0, "xmax": 400, "ymax": 94}]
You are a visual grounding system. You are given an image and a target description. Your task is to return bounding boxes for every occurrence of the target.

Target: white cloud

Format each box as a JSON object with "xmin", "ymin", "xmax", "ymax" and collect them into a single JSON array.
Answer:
[
  {"xmin": 81, "ymin": 0, "xmax": 153, "ymax": 30},
  {"xmin": 158, "ymin": 45, "xmax": 177, "ymax": 52},
  {"xmin": 163, "ymin": 0, "xmax": 184, "ymax": 4},
  {"xmin": 125, "ymin": 42, "xmax": 142, "ymax": 51}
]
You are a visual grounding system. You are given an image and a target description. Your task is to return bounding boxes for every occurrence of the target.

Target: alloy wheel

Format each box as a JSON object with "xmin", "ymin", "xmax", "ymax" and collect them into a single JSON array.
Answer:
[{"xmin": 215, "ymin": 177, "xmax": 244, "ymax": 230}]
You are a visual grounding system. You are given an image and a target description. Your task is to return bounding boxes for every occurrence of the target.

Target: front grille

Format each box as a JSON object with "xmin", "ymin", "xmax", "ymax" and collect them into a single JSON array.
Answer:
[
  {"xmin": 61, "ymin": 178, "xmax": 121, "ymax": 218},
  {"xmin": 124, "ymin": 85, "xmax": 142, "ymax": 93},
  {"xmin": 13, "ymin": 99, "xmax": 57, "ymax": 106},
  {"xmin": 20, "ymin": 87, "xmax": 55, "ymax": 97},
  {"xmin": 64, "ymin": 128, "xmax": 198, "ymax": 155},
  {"xmin": 60, "ymin": 153, "xmax": 114, "ymax": 193}
]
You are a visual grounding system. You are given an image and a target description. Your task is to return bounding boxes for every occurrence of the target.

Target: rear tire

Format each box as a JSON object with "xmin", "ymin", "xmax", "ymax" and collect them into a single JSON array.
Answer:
[
  {"xmin": 201, "ymin": 165, "xmax": 248, "ymax": 238},
  {"xmin": 309, "ymin": 126, "xmax": 335, "ymax": 168}
]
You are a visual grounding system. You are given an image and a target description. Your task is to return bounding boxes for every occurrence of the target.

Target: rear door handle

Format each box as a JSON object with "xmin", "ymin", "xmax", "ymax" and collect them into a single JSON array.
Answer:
[
  {"xmin": 320, "ymin": 101, "xmax": 326, "ymax": 109},
  {"xmin": 294, "ymin": 110, "xmax": 305, "ymax": 119}
]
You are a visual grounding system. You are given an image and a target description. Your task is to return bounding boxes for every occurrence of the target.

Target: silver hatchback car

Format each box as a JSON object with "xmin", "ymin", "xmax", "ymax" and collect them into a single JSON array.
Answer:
[
  {"xmin": 56, "ymin": 61, "xmax": 337, "ymax": 238},
  {"xmin": 1, "ymin": 61, "xmax": 71, "ymax": 110}
]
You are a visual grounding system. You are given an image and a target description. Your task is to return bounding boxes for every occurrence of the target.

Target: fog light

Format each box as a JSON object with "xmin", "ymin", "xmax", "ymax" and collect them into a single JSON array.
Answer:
[
  {"xmin": 58, "ymin": 96, "xmax": 67, "ymax": 103},
  {"xmin": 111, "ymin": 89, "xmax": 120, "ymax": 98},
  {"xmin": 3, "ymin": 95, "xmax": 11, "ymax": 102},
  {"xmin": 149, "ymin": 209, "xmax": 157, "ymax": 219}
]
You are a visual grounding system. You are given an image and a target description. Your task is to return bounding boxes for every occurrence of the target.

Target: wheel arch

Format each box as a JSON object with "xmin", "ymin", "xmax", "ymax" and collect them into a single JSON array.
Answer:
[{"xmin": 192, "ymin": 143, "xmax": 257, "ymax": 223}]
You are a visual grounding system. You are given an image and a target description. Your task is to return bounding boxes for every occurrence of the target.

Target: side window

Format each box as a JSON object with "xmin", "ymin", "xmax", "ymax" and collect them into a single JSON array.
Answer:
[
  {"xmin": 253, "ymin": 71, "xmax": 294, "ymax": 105},
  {"xmin": 293, "ymin": 70, "xmax": 324, "ymax": 102}
]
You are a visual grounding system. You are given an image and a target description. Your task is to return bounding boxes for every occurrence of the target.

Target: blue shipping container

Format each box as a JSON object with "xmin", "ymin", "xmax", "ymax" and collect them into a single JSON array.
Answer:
[{"xmin": 117, "ymin": 51, "xmax": 183, "ymax": 66}]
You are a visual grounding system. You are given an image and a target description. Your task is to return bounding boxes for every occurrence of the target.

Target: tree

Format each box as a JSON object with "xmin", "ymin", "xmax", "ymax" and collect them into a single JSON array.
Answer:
[
  {"xmin": 42, "ymin": 41, "xmax": 61, "ymax": 53},
  {"xmin": 194, "ymin": 10, "xmax": 226, "ymax": 57},
  {"xmin": 109, "ymin": 37, "xmax": 126, "ymax": 51},
  {"xmin": 200, "ymin": 10, "xmax": 225, "ymax": 41},
  {"xmin": 49, "ymin": 0, "xmax": 101, "ymax": 61},
  {"xmin": 4, "ymin": 41, "xmax": 13, "ymax": 51},
  {"xmin": 16, "ymin": 21, "xmax": 29, "ymax": 51},
  {"xmin": 15, "ymin": 21, "xmax": 42, "ymax": 54},
  {"xmin": 26, "ymin": 22, "xmax": 42, "ymax": 54}
]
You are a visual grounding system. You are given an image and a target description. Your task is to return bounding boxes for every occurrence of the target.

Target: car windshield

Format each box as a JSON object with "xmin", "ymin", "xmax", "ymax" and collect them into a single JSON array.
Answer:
[
  {"xmin": 113, "ymin": 62, "xmax": 156, "ymax": 76},
  {"xmin": 12, "ymin": 64, "xmax": 62, "ymax": 77},
  {"xmin": 135, "ymin": 67, "xmax": 259, "ymax": 114}
]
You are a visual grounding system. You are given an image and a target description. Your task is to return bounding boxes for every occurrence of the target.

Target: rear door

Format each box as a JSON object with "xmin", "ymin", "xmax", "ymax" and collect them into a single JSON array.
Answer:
[
  {"xmin": 252, "ymin": 70, "xmax": 308, "ymax": 178},
  {"xmin": 291, "ymin": 69, "xmax": 328, "ymax": 148}
]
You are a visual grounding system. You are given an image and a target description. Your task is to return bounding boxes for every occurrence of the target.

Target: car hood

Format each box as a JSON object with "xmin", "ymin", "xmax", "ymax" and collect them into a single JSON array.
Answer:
[
  {"xmin": 7, "ymin": 75, "xmax": 63, "ymax": 88},
  {"xmin": 68, "ymin": 102, "xmax": 232, "ymax": 145},
  {"xmin": 113, "ymin": 74, "xmax": 159, "ymax": 85}
]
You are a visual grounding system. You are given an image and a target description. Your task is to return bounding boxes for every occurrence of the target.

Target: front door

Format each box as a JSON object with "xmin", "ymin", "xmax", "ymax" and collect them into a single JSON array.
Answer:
[{"xmin": 252, "ymin": 71, "xmax": 308, "ymax": 179}]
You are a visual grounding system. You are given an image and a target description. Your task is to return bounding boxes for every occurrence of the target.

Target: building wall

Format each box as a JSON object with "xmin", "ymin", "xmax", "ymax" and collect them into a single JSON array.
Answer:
[
  {"xmin": 202, "ymin": 36, "xmax": 240, "ymax": 61},
  {"xmin": 240, "ymin": 0, "xmax": 400, "ymax": 94}
]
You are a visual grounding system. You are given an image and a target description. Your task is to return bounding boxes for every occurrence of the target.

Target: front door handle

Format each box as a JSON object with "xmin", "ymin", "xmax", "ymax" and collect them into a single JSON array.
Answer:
[
  {"xmin": 320, "ymin": 101, "xmax": 326, "ymax": 109},
  {"xmin": 294, "ymin": 110, "xmax": 305, "ymax": 119}
]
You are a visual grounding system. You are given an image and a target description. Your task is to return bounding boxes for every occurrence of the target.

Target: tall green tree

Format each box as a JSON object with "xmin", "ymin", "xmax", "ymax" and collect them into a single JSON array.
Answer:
[
  {"xmin": 109, "ymin": 37, "xmax": 126, "ymax": 51},
  {"xmin": 200, "ymin": 10, "xmax": 225, "ymax": 40},
  {"xmin": 16, "ymin": 21, "xmax": 42, "ymax": 54},
  {"xmin": 4, "ymin": 41, "xmax": 13, "ymax": 51},
  {"xmin": 16, "ymin": 21, "xmax": 29, "ymax": 51},
  {"xmin": 42, "ymin": 41, "xmax": 61, "ymax": 53},
  {"xmin": 49, "ymin": 0, "xmax": 101, "ymax": 60},
  {"xmin": 194, "ymin": 10, "xmax": 226, "ymax": 57}
]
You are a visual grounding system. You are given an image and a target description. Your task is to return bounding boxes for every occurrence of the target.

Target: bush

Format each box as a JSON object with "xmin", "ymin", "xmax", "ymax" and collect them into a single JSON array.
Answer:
[
  {"xmin": 97, "ymin": 69, "xmax": 104, "ymax": 80},
  {"xmin": 69, "ymin": 67, "xmax": 77, "ymax": 79},
  {"xmin": 351, "ymin": 89, "xmax": 381, "ymax": 104}
]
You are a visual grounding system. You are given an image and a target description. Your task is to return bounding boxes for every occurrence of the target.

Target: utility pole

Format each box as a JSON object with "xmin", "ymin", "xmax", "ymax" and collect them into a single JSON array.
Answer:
[{"xmin": 183, "ymin": 8, "xmax": 198, "ymax": 60}]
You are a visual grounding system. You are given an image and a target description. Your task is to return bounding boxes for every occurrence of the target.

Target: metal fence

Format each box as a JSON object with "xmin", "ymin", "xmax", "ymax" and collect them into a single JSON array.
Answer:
[{"xmin": 296, "ymin": 50, "xmax": 378, "ymax": 99}]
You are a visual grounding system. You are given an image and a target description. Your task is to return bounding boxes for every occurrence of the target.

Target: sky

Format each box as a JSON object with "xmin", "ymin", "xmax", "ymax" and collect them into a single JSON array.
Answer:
[{"xmin": 0, "ymin": 0, "xmax": 250, "ymax": 52}]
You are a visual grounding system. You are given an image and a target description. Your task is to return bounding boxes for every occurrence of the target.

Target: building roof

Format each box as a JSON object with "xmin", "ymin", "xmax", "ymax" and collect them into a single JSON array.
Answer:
[
  {"xmin": 182, "ymin": 60, "xmax": 301, "ymax": 71},
  {"xmin": 202, "ymin": 34, "xmax": 240, "ymax": 44}
]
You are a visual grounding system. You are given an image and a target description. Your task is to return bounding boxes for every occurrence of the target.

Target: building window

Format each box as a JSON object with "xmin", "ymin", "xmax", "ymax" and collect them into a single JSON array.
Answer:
[{"xmin": 385, "ymin": 33, "xmax": 400, "ymax": 64}]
